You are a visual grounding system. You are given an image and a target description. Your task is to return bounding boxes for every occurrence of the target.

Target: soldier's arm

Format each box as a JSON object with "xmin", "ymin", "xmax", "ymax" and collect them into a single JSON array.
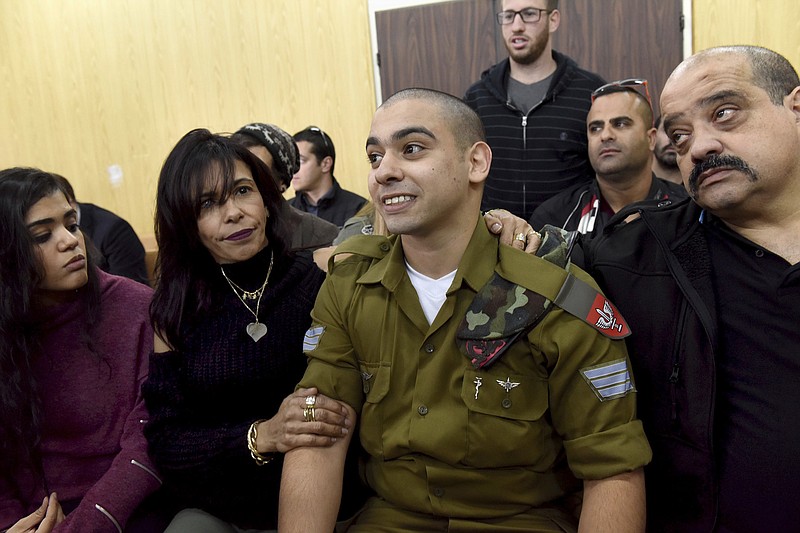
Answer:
[
  {"xmin": 579, "ymin": 468, "xmax": 646, "ymax": 533},
  {"xmin": 278, "ymin": 402, "xmax": 357, "ymax": 533}
]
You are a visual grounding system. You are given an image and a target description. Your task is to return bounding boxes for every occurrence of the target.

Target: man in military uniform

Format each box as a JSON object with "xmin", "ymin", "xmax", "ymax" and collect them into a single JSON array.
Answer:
[{"xmin": 279, "ymin": 88, "xmax": 651, "ymax": 532}]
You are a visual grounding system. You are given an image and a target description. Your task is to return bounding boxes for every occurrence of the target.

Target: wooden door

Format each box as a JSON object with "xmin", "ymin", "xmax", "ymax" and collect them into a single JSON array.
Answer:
[{"xmin": 375, "ymin": 0, "xmax": 684, "ymax": 117}]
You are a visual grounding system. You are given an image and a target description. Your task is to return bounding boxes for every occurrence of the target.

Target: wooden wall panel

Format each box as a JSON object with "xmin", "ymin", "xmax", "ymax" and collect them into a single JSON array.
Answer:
[
  {"xmin": 0, "ymin": 0, "xmax": 376, "ymax": 238},
  {"xmin": 2, "ymin": 0, "xmax": 798, "ymax": 241},
  {"xmin": 692, "ymin": 0, "xmax": 800, "ymax": 68},
  {"xmin": 549, "ymin": 0, "xmax": 683, "ymax": 118}
]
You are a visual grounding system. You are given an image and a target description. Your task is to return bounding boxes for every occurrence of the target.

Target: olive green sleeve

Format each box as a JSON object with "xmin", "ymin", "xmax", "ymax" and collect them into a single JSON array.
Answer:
[
  {"xmin": 533, "ymin": 268, "xmax": 652, "ymax": 480},
  {"xmin": 297, "ymin": 261, "xmax": 365, "ymax": 413}
]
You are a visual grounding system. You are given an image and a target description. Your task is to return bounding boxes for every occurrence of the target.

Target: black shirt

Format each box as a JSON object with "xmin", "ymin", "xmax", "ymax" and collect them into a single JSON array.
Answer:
[
  {"xmin": 706, "ymin": 218, "xmax": 800, "ymax": 532},
  {"xmin": 289, "ymin": 178, "xmax": 367, "ymax": 228}
]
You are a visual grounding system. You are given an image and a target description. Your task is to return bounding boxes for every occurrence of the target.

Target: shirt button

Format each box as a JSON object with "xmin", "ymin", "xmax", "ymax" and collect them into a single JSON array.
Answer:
[
  {"xmin": 380, "ymin": 243, "xmax": 390, "ymax": 252},
  {"xmin": 433, "ymin": 487, "xmax": 445, "ymax": 497},
  {"xmin": 418, "ymin": 405, "xmax": 429, "ymax": 416},
  {"xmin": 424, "ymin": 343, "xmax": 435, "ymax": 354},
  {"xmin": 755, "ymin": 249, "xmax": 765, "ymax": 258},
  {"xmin": 502, "ymin": 398, "xmax": 512, "ymax": 409}
]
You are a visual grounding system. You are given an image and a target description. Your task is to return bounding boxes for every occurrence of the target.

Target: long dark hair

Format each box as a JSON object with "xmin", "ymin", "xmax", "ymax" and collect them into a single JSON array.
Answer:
[
  {"xmin": 150, "ymin": 129, "xmax": 289, "ymax": 350},
  {"xmin": 0, "ymin": 167, "xmax": 101, "ymax": 489}
]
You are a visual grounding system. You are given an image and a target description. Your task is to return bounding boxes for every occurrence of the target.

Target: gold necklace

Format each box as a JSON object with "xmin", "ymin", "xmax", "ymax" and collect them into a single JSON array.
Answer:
[{"xmin": 220, "ymin": 251, "xmax": 274, "ymax": 342}]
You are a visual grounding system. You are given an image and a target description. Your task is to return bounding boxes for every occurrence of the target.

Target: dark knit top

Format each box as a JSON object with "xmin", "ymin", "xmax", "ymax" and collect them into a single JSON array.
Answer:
[
  {"xmin": 142, "ymin": 247, "xmax": 325, "ymax": 530},
  {"xmin": 0, "ymin": 270, "xmax": 158, "ymax": 533}
]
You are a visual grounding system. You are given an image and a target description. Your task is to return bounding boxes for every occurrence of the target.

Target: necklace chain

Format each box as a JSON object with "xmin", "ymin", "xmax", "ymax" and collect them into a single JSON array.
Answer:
[
  {"xmin": 220, "ymin": 251, "xmax": 274, "ymax": 321},
  {"xmin": 224, "ymin": 276, "xmax": 262, "ymax": 300}
]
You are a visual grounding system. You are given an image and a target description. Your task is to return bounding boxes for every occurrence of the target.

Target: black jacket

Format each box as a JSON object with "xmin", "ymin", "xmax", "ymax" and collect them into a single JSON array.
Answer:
[
  {"xmin": 290, "ymin": 178, "xmax": 366, "ymax": 228},
  {"xmin": 464, "ymin": 51, "xmax": 605, "ymax": 220},
  {"xmin": 79, "ymin": 202, "xmax": 149, "ymax": 285},
  {"xmin": 530, "ymin": 174, "xmax": 687, "ymax": 238},
  {"xmin": 584, "ymin": 197, "xmax": 717, "ymax": 532}
]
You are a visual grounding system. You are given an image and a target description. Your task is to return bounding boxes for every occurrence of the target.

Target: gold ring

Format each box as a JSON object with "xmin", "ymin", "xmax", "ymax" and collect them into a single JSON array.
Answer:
[
  {"xmin": 528, "ymin": 230, "xmax": 542, "ymax": 240},
  {"xmin": 305, "ymin": 395, "xmax": 317, "ymax": 406},
  {"xmin": 514, "ymin": 232, "xmax": 526, "ymax": 242},
  {"xmin": 303, "ymin": 406, "xmax": 316, "ymax": 422}
]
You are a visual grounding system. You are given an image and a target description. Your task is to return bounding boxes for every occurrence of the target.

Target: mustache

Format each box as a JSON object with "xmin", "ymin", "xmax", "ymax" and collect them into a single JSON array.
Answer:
[{"xmin": 687, "ymin": 154, "xmax": 757, "ymax": 196}]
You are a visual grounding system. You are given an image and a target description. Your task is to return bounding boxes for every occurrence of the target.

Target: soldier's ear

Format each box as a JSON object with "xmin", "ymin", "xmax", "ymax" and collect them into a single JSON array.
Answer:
[
  {"xmin": 788, "ymin": 86, "xmax": 800, "ymax": 124},
  {"xmin": 467, "ymin": 141, "xmax": 491, "ymax": 185}
]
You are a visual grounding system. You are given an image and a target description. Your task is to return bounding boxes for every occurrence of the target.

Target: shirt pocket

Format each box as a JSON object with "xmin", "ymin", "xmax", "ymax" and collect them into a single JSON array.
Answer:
[
  {"xmin": 461, "ymin": 367, "xmax": 558, "ymax": 468},
  {"xmin": 357, "ymin": 360, "xmax": 390, "ymax": 456}
]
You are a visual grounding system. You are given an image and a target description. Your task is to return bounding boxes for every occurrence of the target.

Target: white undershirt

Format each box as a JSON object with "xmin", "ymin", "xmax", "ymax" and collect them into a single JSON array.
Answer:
[{"xmin": 405, "ymin": 262, "xmax": 457, "ymax": 325}]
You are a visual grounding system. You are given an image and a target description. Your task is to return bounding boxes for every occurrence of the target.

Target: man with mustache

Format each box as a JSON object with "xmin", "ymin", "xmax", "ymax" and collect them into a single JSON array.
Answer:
[
  {"xmin": 464, "ymin": 0, "xmax": 604, "ymax": 220},
  {"xmin": 529, "ymin": 82, "xmax": 685, "ymax": 238},
  {"xmin": 582, "ymin": 46, "xmax": 800, "ymax": 532}
]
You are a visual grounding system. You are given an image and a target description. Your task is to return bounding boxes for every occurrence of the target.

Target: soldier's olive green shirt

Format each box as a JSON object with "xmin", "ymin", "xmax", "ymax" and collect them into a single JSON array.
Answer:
[{"xmin": 300, "ymin": 220, "xmax": 651, "ymax": 519}]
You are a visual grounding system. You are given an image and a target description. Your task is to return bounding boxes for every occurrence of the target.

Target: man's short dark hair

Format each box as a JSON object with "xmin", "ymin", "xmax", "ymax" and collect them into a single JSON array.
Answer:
[
  {"xmin": 381, "ymin": 88, "xmax": 486, "ymax": 152},
  {"xmin": 51, "ymin": 173, "xmax": 76, "ymax": 203},
  {"xmin": 591, "ymin": 86, "xmax": 654, "ymax": 129},
  {"xmin": 294, "ymin": 127, "xmax": 336, "ymax": 176}
]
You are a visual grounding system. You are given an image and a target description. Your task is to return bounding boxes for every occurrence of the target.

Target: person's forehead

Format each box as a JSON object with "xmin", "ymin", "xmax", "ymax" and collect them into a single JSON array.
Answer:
[
  {"xmin": 588, "ymin": 91, "xmax": 640, "ymax": 119},
  {"xmin": 502, "ymin": 0, "xmax": 548, "ymax": 10},
  {"xmin": 27, "ymin": 191, "xmax": 71, "ymax": 220},
  {"xmin": 247, "ymin": 145, "xmax": 274, "ymax": 167},
  {"xmin": 661, "ymin": 53, "xmax": 754, "ymax": 115},
  {"xmin": 296, "ymin": 140, "xmax": 313, "ymax": 153},
  {"xmin": 369, "ymin": 99, "xmax": 446, "ymax": 140}
]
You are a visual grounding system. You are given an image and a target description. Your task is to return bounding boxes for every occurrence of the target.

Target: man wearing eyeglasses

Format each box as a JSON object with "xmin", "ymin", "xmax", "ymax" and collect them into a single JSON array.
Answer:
[
  {"xmin": 290, "ymin": 126, "xmax": 367, "ymax": 228},
  {"xmin": 529, "ymin": 81, "xmax": 686, "ymax": 238},
  {"xmin": 580, "ymin": 46, "xmax": 800, "ymax": 532},
  {"xmin": 464, "ymin": 0, "xmax": 605, "ymax": 221}
]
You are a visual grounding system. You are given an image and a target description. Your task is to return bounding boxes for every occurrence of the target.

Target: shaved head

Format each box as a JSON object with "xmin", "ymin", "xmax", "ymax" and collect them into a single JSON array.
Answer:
[{"xmin": 381, "ymin": 88, "xmax": 486, "ymax": 152}]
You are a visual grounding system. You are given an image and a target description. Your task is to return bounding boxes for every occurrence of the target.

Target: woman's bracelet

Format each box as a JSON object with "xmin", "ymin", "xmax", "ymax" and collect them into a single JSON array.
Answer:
[{"xmin": 246, "ymin": 419, "xmax": 274, "ymax": 466}]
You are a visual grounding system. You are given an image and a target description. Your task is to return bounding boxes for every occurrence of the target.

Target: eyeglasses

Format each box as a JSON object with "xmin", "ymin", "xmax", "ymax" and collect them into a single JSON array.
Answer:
[
  {"xmin": 496, "ymin": 7, "xmax": 551, "ymax": 25},
  {"xmin": 308, "ymin": 126, "xmax": 331, "ymax": 151},
  {"xmin": 591, "ymin": 78, "xmax": 652, "ymax": 105}
]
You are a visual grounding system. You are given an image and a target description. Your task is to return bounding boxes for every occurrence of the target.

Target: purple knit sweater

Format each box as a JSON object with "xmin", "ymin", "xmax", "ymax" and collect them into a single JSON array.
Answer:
[{"xmin": 0, "ymin": 269, "xmax": 160, "ymax": 533}]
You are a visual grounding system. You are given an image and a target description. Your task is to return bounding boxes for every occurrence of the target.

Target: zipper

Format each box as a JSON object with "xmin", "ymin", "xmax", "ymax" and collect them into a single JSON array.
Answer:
[
  {"xmin": 669, "ymin": 301, "xmax": 689, "ymax": 426},
  {"xmin": 521, "ymin": 115, "xmax": 528, "ymax": 149}
]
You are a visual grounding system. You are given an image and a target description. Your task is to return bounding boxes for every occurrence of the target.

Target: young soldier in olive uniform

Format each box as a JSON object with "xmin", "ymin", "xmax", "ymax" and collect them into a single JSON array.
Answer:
[{"xmin": 279, "ymin": 89, "xmax": 651, "ymax": 532}]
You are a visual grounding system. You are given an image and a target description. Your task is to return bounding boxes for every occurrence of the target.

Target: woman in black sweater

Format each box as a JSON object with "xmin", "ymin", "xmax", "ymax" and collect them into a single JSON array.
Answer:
[{"xmin": 142, "ymin": 130, "xmax": 352, "ymax": 532}]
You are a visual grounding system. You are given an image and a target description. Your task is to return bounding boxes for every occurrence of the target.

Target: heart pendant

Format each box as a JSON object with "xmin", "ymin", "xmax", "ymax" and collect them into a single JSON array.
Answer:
[{"xmin": 246, "ymin": 322, "xmax": 268, "ymax": 342}]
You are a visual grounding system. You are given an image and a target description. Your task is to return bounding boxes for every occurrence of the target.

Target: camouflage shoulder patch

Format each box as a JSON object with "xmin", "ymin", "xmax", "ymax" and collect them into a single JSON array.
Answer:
[
  {"xmin": 303, "ymin": 325, "xmax": 325, "ymax": 352},
  {"xmin": 580, "ymin": 358, "xmax": 635, "ymax": 401},
  {"xmin": 457, "ymin": 273, "xmax": 551, "ymax": 369},
  {"xmin": 457, "ymin": 225, "xmax": 579, "ymax": 370}
]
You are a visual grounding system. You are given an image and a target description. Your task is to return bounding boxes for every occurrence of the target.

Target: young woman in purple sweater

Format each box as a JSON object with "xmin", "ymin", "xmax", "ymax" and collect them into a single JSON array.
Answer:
[{"xmin": 0, "ymin": 168, "xmax": 160, "ymax": 533}]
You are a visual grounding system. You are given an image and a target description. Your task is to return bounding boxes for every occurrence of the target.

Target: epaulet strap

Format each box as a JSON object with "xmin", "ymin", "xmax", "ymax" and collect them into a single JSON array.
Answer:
[
  {"xmin": 457, "ymin": 225, "xmax": 630, "ymax": 370},
  {"xmin": 328, "ymin": 235, "xmax": 392, "ymax": 271}
]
